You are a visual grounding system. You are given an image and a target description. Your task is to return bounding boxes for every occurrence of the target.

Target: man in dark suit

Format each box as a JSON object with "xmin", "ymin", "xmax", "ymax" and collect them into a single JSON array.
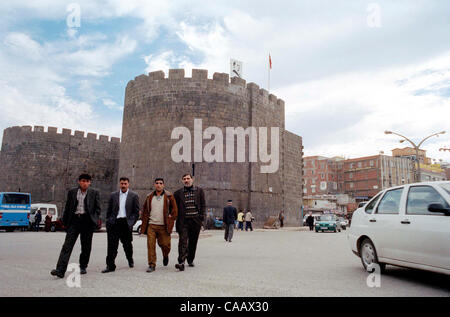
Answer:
[
  {"xmin": 102, "ymin": 177, "xmax": 140, "ymax": 273},
  {"xmin": 51, "ymin": 174, "xmax": 101, "ymax": 278},
  {"xmin": 223, "ymin": 200, "xmax": 237, "ymax": 242}
]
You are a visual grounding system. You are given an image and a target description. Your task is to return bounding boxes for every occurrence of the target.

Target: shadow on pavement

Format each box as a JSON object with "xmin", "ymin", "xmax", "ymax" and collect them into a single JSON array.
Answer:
[{"xmin": 383, "ymin": 266, "xmax": 450, "ymax": 292}]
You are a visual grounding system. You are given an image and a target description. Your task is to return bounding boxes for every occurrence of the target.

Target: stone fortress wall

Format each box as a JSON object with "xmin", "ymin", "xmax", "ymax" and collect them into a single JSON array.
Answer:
[{"xmin": 0, "ymin": 126, "xmax": 120, "ymax": 221}]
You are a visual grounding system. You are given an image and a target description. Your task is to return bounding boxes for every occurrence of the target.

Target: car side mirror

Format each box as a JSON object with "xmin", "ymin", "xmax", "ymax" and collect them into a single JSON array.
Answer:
[{"xmin": 428, "ymin": 203, "xmax": 450, "ymax": 216}]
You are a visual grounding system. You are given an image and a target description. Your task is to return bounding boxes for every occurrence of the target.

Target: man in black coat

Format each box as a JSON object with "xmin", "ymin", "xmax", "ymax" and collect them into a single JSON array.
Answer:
[
  {"xmin": 35, "ymin": 210, "xmax": 42, "ymax": 232},
  {"xmin": 174, "ymin": 173, "xmax": 205, "ymax": 271},
  {"xmin": 102, "ymin": 177, "xmax": 140, "ymax": 273},
  {"xmin": 306, "ymin": 212, "xmax": 315, "ymax": 231},
  {"xmin": 50, "ymin": 174, "xmax": 101, "ymax": 278},
  {"xmin": 223, "ymin": 200, "xmax": 237, "ymax": 242}
]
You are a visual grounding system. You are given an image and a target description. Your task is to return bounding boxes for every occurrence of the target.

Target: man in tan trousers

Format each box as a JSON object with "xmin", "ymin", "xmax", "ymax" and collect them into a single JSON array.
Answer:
[{"xmin": 140, "ymin": 178, "xmax": 178, "ymax": 272}]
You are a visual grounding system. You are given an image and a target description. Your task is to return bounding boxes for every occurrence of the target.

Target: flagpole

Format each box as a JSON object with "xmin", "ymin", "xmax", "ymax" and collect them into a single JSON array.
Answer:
[{"xmin": 268, "ymin": 54, "xmax": 271, "ymax": 92}]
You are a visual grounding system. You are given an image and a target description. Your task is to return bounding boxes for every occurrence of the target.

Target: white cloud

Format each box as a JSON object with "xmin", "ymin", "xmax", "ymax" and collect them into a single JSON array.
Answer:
[
  {"xmin": 277, "ymin": 51, "xmax": 450, "ymax": 161},
  {"xmin": 0, "ymin": 30, "xmax": 134, "ymax": 141}
]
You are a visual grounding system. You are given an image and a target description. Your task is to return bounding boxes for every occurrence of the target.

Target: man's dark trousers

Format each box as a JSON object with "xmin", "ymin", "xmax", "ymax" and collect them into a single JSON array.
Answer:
[
  {"xmin": 56, "ymin": 214, "xmax": 94, "ymax": 273},
  {"xmin": 106, "ymin": 218, "xmax": 133, "ymax": 270},
  {"xmin": 177, "ymin": 218, "xmax": 202, "ymax": 264},
  {"xmin": 224, "ymin": 223, "xmax": 234, "ymax": 241}
]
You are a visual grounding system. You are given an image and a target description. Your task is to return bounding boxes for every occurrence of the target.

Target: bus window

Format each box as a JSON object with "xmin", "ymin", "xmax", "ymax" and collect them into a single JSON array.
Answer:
[
  {"xmin": 48, "ymin": 208, "xmax": 56, "ymax": 215},
  {"xmin": 2, "ymin": 194, "xmax": 30, "ymax": 205}
]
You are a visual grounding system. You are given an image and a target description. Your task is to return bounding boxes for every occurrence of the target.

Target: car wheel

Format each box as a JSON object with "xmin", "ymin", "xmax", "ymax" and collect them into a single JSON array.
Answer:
[
  {"xmin": 360, "ymin": 238, "xmax": 386, "ymax": 273},
  {"xmin": 136, "ymin": 225, "xmax": 141, "ymax": 234},
  {"xmin": 50, "ymin": 225, "xmax": 56, "ymax": 232}
]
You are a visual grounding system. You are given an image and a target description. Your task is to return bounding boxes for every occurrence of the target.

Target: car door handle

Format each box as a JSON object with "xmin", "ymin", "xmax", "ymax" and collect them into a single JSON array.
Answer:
[
  {"xmin": 369, "ymin": 219, "xmax": 376, "ymax": 222},
  {"xmin": 401, "ymin": 220, "xmax": 411, "ymax": 224}
]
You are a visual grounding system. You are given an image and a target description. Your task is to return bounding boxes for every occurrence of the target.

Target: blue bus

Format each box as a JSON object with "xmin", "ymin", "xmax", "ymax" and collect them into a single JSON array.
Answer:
[{"xmin": 0, "ymin": 192, "xmax": 31, "ymax": 232}]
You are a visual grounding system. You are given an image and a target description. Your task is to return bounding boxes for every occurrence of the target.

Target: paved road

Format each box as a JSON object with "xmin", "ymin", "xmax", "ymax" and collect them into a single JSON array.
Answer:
[{"xmin": 0, "ymin": 228, "xmax": 449, "ymax": 296}]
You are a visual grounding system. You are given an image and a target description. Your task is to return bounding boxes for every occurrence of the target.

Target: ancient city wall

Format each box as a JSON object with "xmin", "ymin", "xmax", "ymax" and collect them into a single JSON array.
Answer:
[{"xmin": 0, "ymin": 126, "xmax": 120, "ymax": 220}]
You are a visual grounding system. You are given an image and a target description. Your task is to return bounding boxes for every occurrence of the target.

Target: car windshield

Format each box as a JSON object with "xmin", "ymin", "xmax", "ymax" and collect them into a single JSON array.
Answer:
[
  {"xmin": 318, "ymin": 215, "xmax": 335, "ymax": 221},
  {"xmin": 439, "ymin": 183, "xmax": 450, "ymax": 195}
]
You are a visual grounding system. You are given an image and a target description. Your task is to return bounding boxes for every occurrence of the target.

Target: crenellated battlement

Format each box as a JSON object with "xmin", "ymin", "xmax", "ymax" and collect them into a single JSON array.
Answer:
[
  {"xmin": 4, "ymin": 125, "xmax": 120, "ymax": 143},
  {"xmin": 126, "ymin": 69, "xmax": 285, "ymax": 106}
]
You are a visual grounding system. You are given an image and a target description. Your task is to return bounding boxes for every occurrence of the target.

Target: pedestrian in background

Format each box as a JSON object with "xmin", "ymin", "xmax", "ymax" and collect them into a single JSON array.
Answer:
[
  {"xmin": 306, "ymin": 212, "xmax": 315, "ymax": 231},
  {"xmin": 245, "ymin": 210, "xmax": 253, "ymax": 231},
  {"xmin": 279, "ymin": 210, "xmax": 285, "ymax": 228},
  {"xmin": 223, "ymin": 200, "xmax": 237, "ymax": 242},
  {"xmin": 35, "ymin": 209, "xmax": 42, "ymax": 232},
  {"xmin": 237, "ymin": 209, "xmax": 244, "ymax": 231},
  {"xmin": 44, "ymin": 212, "xmax": 52, "ymax": 232}
]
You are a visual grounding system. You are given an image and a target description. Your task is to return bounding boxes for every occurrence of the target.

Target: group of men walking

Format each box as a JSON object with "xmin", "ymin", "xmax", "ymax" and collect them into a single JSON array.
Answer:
[{"xmin": 50, "ymin": 172, "xmax": 205, "ymax": 278}]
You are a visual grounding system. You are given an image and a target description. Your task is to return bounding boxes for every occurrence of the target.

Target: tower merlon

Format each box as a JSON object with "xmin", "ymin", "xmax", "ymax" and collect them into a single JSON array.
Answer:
[
  {"xmin": 168, "ymin": 69, "xmax": 185, "ymax": 79},
  {"xmin": 212, "ymin": 72, "xmax": 229, "ymax": 84}
]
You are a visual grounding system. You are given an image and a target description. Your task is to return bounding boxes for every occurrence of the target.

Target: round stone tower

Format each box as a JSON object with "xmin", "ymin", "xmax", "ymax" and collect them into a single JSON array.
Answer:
[{"xmin": 119, "ymin": 69, "xmax": 303, "ymax": 226}]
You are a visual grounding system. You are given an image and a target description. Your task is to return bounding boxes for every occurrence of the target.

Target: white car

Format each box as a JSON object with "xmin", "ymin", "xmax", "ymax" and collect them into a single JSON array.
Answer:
[
  {"xmin": 348, "ymin": 181, "xmax": 450, "ymax": 275},
  {"xmin": 133, "ymin": 220, "xmax": 142, "ymax": 234}
]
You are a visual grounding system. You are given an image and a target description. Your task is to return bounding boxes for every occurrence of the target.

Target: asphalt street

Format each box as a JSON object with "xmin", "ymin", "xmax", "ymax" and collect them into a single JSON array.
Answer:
[{"xmin": 0, "ymin": 227, "xmax": 449, "ymax": 296}]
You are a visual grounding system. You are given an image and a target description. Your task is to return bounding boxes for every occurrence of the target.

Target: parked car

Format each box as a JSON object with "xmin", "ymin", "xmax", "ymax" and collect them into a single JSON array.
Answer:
[
  {"xmin": 214, "ymin": 217, "xmax": 224, "ymax": 229},
  {"xmin": 315, "ymin": 214, "xmax": 341, "ymax": 233},
  {"xmin": 337, "ymin": 217, "xmax": 348, "ymax": 230},
  {"xmin": 348, "ymin": 181, "xmax": 450, "ymax": 275},
  {"xmin": 133, "ymin": 219, "xmax": 142, "ymax": 234},
  {"xmin": 30, "ymin": 203, "xmax": 58, "ymax": 231}
]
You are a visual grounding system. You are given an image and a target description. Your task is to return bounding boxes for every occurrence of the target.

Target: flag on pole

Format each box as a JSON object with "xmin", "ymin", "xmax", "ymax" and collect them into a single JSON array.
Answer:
[{"xmin": 269, "ymin": 54, "xmax": 272, "ymax": 69}]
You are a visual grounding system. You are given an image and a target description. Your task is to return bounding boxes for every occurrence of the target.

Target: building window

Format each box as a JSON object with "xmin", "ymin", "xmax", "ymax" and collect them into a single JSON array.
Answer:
[
  {"xmin": 321, "ymin": 173, "xmax": 325, "ymax": 179},
  {"xmin": 370, "ymin": 160, "xmax": 374, "ymax": 167},
  {"xmin": 350, "ymin": 183, "xmax": 354, "ymax": 188},
  {"xmin": 349, "ymin": 172, "xmax": 353, "ymax": 179},
  {"xmin": 349, "ymin": 163, "xmax": 353, "ymax": 169},
  {"xmin": 358, "ymin": 162, "xmax": 362, "ymax": 168}
]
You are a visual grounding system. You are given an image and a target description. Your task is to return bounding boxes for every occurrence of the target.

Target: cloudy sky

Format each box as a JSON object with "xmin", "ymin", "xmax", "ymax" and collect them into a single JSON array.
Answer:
[{"xmin": 0, "ymin": 0, "xmax": 449, "ymax": 162}]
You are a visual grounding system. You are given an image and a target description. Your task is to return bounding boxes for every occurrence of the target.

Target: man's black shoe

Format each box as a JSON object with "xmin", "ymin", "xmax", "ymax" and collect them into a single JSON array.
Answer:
[
  {"xmin": 128, "ymin": 260, "xmax": 134, "ymax": 268},
  {"xmin": 188, "ymin": 262, "xmax": 195, "ymax": 267},
  {"xmin": 146, "ymin": 266, "xmax": 155, "ymax": 273},
  {"xmin": 175, "ymin": 263, "xmax": 185, "ymax": 271},
  {"xmin": 101, "ymin": 267, "xmax": 115, "ymax": 273},
  {"xmin": 80, "ymin": 268, "xmax": 87, "ymax": 274},
  {"xmin": 50, "ymin": 269, "xmax": 64, "ymax": 278},
  {"xmin": 163, "ymin": 257, "xmax": 169, "ymax": 266}
]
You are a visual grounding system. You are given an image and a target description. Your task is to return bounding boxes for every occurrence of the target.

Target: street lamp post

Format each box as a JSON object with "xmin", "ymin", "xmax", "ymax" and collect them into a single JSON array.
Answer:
[{"xmin": 384, "ymin": 130, "xmax": 446, "ymax": 182}]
